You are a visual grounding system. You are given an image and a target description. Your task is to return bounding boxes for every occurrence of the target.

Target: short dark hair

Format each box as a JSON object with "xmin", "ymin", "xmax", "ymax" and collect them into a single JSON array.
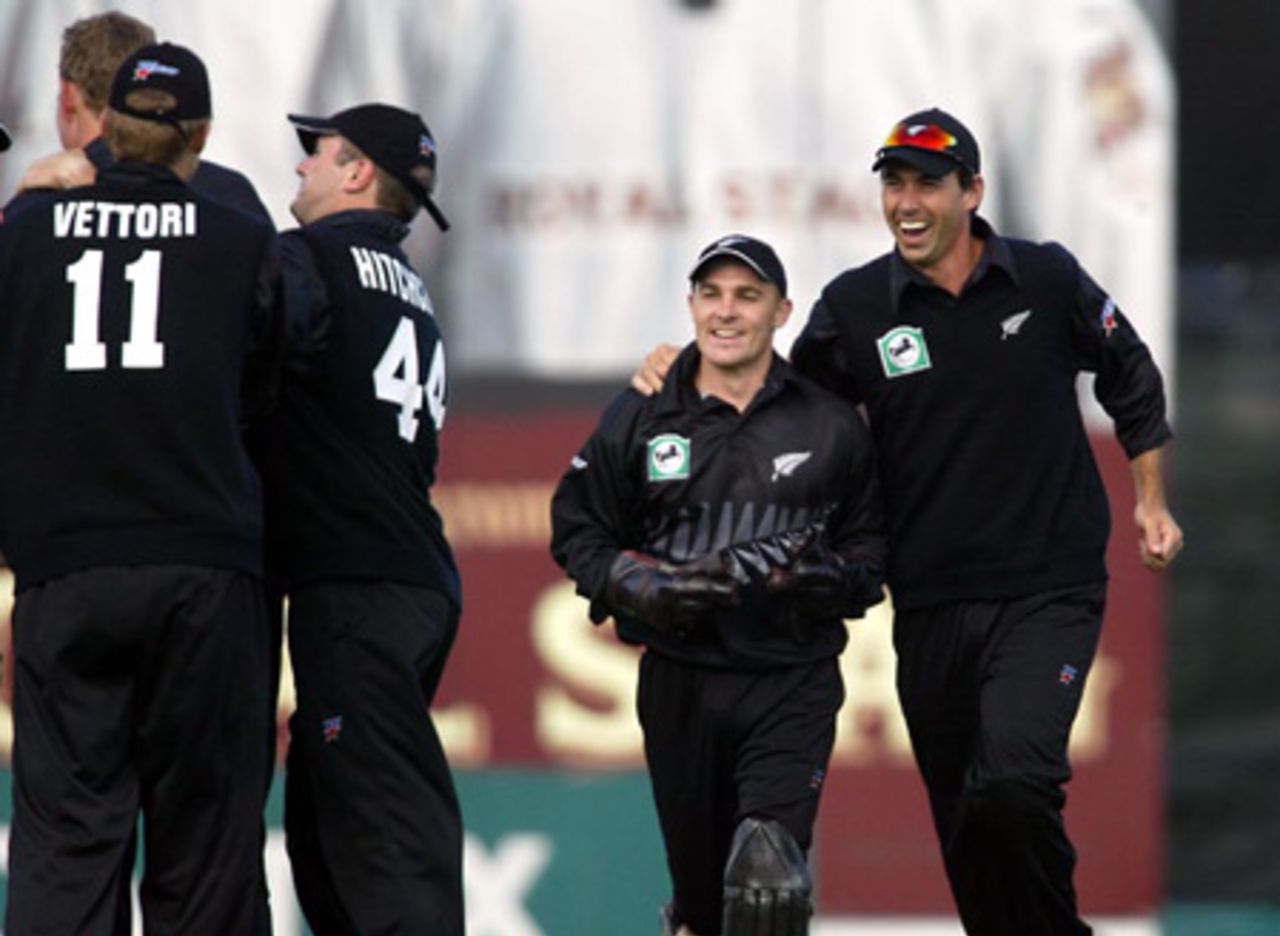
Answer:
[
  {"xmin": 879, "ymin": 160, "xmax": 978, "ymax": 191},
  {"xmin": 60, "ymin": 12, "xmax": 155, "ymax": 113}
]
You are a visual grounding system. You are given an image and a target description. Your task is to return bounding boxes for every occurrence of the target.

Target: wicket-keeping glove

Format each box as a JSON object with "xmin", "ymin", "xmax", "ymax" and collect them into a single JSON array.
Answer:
[{"xmin": 605, "ymin": 550, "xmax": 740, "ymax": 635}]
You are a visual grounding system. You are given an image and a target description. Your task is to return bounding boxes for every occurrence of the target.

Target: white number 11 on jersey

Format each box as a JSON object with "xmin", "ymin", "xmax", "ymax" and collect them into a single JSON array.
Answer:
[
  {"xmin": 373, "ymin": 316, "xmax": 447, "ymax": 441},
  {"xmin": 65, "ymin": 248, "xmax": 165, "ymax": 370}
]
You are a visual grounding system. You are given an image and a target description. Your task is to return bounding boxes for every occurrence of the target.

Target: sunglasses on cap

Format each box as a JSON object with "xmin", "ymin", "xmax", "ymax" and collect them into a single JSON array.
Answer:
[{"xmin": 877, "ymin": 122, "xmax": 976, "ymax": 173}]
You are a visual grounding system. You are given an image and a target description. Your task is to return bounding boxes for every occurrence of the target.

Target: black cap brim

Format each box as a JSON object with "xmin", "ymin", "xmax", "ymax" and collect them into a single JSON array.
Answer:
[
  {"xmin": 690, "ymin": 248, "xmax": 769, "ymax": 284},
  {"xmin": 873, "ymin": 147, "xmax": 967, "ymax": 179},
  {"xmin": 689, "ymin": 246, "xmax": 784, "ymax": 296},
  {"xmin": 288, "ymin": 113, "xmax": 339, "ymax": 154},
  {"xmin": 0, "ymin": 121, "xmax": 11, "ymax": 153}
]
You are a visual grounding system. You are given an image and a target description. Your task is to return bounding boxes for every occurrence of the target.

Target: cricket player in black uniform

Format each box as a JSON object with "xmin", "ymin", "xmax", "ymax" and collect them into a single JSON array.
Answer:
[
  {"xmin": 790, "ymin": 108, "xmax": 1182, "ymax": 935},
  {"xmin": 260, "ymin": 103, "xmax": 462, "ymax": 935},
  {"xmin": 0, "ymin": 43, "xmax": 275, "ymax": 935},
  {"xmin": 553, "ymin": 235, "xmax": 886, "ymax": 936},
  {"xmin": 0, "ymin": 14, "xmax": 281, "ymax": 798}
]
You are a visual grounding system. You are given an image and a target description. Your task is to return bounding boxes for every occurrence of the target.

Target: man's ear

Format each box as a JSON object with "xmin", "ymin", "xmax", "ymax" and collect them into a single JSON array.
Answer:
[
  {"xmin": 57, "ymin": 79, "xmax": 80, "ymax": 118},
  {"xmin": 189, "ymin": 121, "xmax": 211, "ymax": 157},
  {"xmin": 773, "ymin": 297, "xmax": 794, "ymax": 330},
  {"xmin": 964, "ymin": 173, "xmax": 985, "ymax": 214},
  {"xmin": 342, "ymin": 157, "xmax": 378, "ymax": 196},
  {"xmin": 57, "ymin": 80, "xmax": 105, "ymax": 148}
]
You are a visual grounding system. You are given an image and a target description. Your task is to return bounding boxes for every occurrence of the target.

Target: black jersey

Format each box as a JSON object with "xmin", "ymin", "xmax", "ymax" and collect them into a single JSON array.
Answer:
[
  {"xmin": 261, "ymin": 210, "xmax": 459, "ymax": 606},
  {"xmin": 0, "ymin": 160, "xmax": 276, "ymax": 590},
  {"xmin": 551, "ymin": 347, "xmax": 885, "ymax": 669},
  {"xmin": 792, "ymin": 216, "xmax": 1172, "ymax": 610}
]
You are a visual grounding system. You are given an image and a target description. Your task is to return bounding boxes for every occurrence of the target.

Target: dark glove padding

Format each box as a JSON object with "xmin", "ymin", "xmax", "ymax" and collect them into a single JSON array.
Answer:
[
  {"xmin": 716, "ymin": 526, "xmax": 819, "ymax": 587},
  {"xmin": 766, "ymin": 541, "xmax": 880, "ymax": 621},
  {"xmin": 605, "ymin": 550, "xmax": 740, "ymax": 635}
]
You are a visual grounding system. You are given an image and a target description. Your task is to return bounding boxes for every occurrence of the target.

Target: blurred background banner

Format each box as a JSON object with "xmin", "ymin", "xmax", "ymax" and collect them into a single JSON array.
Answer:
[
  {"xmin": 0, "ymin": 0, "xmax": 1175, "ymax": 388},
  {"xmin": 3, "ymin": 1, "xmax": 1279, "ymax": 934}
]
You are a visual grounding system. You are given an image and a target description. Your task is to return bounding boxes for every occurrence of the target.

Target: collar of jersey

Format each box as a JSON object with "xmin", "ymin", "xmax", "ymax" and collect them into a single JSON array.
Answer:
[
  {"xmin": 97, "ymin": 159, "xmax": 188, "ymax": 190},
  {"xmin": 888, "ymin": 214, "xmax": 1019, "ymax": 312},
  {"xmin": 652, "ymin": 342, "xmax": 800, "ymax": 417},
  {"xmin": 300, "ymin": 207, "xmax": 411, "ymax": 243}
]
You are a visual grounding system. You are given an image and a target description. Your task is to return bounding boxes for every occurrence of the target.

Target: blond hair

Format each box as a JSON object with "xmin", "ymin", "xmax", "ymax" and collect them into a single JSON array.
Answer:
[
  {"xmin": 60, "ymin": 12, "xmax": 155, "ymax": 113},
  {"xmin": 105, "ymin": 91, "xmax": 206, "ymax": 168}
]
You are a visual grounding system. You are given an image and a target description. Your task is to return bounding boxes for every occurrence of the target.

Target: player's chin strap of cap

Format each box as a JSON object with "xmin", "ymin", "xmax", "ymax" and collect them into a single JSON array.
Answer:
[{"xmin": 722, "ymin": 818, "xmax": 813, "ymax": 935}]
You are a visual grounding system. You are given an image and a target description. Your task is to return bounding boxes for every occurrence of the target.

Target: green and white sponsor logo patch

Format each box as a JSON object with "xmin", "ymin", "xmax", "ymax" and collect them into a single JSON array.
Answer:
[
  {"xmin": 647, "ymin": 433, "xmax": 691, "ymax": 481},
  {"xmin": 877, "ymin": 325, "xmax": 932, "ymax": 378}
]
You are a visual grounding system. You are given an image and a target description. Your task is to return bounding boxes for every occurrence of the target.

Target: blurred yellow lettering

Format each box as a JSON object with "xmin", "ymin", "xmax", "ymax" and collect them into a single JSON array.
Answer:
[{"xmin": 532, "ymin": 582, "xmax": 644, "ymax": 767}]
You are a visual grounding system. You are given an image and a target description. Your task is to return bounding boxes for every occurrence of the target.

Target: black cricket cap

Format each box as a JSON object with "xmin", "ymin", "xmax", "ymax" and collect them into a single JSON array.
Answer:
[
  {"xmin": 690, "ymin": 234, "xmax": 788, "ymax": 297},
  {"xmin": 109, "ymin": 43, "xmax": 211, "ymax": 124},
  {"xmin": 0, "ymin": 121, "xmax": 11, "ymax": 152},
  {"xmin": 872, "ymin": 107, "xmax": 980, "ymax": 178},
  {"xmin": 288, "ymin": 104, "xmax": 450, "ymax": 231}
]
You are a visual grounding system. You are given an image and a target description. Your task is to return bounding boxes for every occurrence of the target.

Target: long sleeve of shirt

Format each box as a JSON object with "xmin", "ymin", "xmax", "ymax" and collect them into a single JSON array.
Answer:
[
  {"xmin": 826, "ymin": 416, "xmax": 887, "ymax": 610},
  {"xmin": 276, "ymin": 231, "xmax": 334, "ymax": 378},
  {"xmin": 1067, "ymin": 253, "xmax": 1172, "ymax": 459},
  {"xmin": 550, "ymin": 390, "xmax": 646, "ymax": 623}
]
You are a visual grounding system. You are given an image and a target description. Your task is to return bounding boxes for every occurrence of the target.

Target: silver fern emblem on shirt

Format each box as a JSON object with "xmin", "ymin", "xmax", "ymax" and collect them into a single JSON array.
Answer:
[
  {"xmin": 1000, "ymin": 309, "xmax": 1033, "ymax": 340},
  {"xmin": 771, "ymin": 451, "xmax": 812, "ymax": 482}
]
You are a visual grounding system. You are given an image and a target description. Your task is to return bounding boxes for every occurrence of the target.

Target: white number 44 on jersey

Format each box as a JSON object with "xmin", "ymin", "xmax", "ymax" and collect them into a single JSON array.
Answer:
[{"xmin": 373, "ymin": 316, "xmax": 446, "ymax": 441}]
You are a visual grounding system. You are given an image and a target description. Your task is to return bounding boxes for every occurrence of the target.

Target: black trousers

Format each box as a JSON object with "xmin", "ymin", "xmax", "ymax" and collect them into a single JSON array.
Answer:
[
  {"xmin": 5, "ymin": 565, "xmax": 273, "ymax": 936},
  {"xmin": 285, "ymin": 580, "xmax": 464, "ymax": 936},
  {"xmin": 637, "ymin": 652, "xmax": 844, "ymax": 935},
  {"xmin": 894, "ymin": 582, "xmax": 1105, "ymax": 936}
]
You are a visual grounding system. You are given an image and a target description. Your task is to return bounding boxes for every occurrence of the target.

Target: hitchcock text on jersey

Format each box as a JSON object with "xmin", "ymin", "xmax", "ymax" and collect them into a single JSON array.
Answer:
[
  {"xmin": 349, "ymin": 245, "xmax": 433, "ymax": 313},
  {"xmin": 52, "ymin": 200, "xmax": 198, "ymax": 240}
]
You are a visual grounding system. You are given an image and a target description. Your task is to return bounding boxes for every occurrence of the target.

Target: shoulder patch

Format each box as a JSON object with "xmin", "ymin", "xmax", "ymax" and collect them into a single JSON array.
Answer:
[{"xmin": 1099, "ymin": 297, "xmax": 1118, "ymax": 337}]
